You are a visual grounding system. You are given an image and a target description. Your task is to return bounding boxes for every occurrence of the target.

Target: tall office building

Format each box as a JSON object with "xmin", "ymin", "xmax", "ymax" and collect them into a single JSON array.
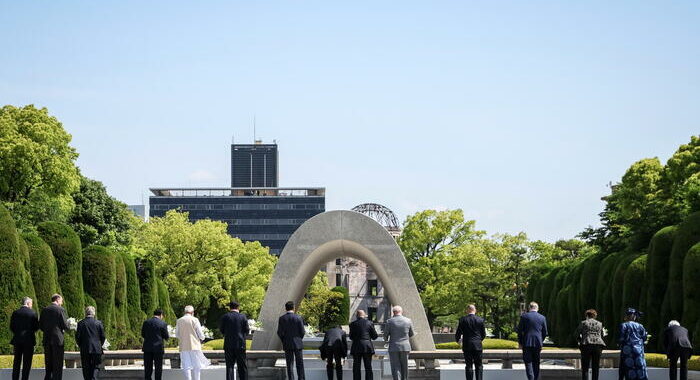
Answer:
[{"xmin": 231, "ymin": 142, "xmax": 278, "ymax": 187}]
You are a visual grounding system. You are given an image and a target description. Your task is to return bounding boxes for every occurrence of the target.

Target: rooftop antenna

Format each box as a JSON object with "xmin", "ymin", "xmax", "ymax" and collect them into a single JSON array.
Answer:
[{"xmin": 253, "ymin": 115, "xmax": 257, "ymax": 143}]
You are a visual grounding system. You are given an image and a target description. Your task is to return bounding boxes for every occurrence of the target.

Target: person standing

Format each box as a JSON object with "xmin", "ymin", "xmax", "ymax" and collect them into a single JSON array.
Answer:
[
  {"xmin": 349, "ymin": 310, "xmax": 378, "ymax": 380},
  {"xmin": 220, "ymin": 301, "xmax": 249, "ymax": 380},
  {"xmin": 575, "ymin": 309, "xmax": 606, "ymax": 380},
  {"xmin": 455, "ymin": 304, "xmax": 486, "ymax": 380},
  {"xmin": 141, "ymin": 309, "xmax": 169, "ymax": 380},
  {"xmin": 663, "ymin": 320, "xmax": 692, "ymax": 380},
  {"xmin": 320, "ymin": 324, "xmax": 348, "ymax": 380},
  {"xmin": 75, "ymin": 306, "xmax": 105, "ymax": 380},
  {"xmin": 277, "ymin": 301, "xmax": 306, "ymax": 380},
  {"xmin": 383, "ymin": 306, "xmax": 414, "ymax": 380},
  {"xmin": 618, "ymin": 308, "xmax": 648, "ymax": 380},
  {"xmin": 10, "ymin": 297, "xmax": 39, "ymax": 380},
  {"xmin": 176, "ymin": 306, "xmax": 209, "ymax": 380},
  {"xmin": 517, "ymin": 302, "xmax": 548, "ymax": 380},
  {"xmin": 40, "ymin": 294, "xmax": 69, "ymax": 380}
]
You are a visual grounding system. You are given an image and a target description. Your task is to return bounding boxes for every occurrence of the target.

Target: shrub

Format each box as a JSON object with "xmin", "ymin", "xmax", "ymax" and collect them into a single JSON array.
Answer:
[
  {"xmin": 610, "ymin": 252, "xmax": 641, "ymax": 342},
  {"xmin": 596, "ymin": 252, "xmax": 623, "ymax": 337},
  {"xmin": 622, "ymin": 255, "xmax": 647, "ymax": 319},
  {"xmin": 23, "ymin": 233, "xmax": 61, "ymax": 306},
  {"xmin": 645, "ymin": 226, "xmax": 677, "ymax": 351},
  {"xmin": 156, "ymin": 279, "xmax": 177, "ymax": 326},
  {"xmin": 683, "ymin": 243, "xmax": 700, "ymax": 346},
  {"xmin": 645, "ymin": 353, "xmax": 700, "ymax": 370},
  {"xmin": 82, "ymin": 245, "xmax": 116, "ymax": 333},
  {"xmin": 436, "ymin": 339, "xmax": 519, "ymax": 350},
  {"xmin": 18, "ymin": 236, "xmax": 36, "ymax": 302},
  {"xmin": 579, "ymin": 254, "xmax": 603, "ymax": 312},
  {"xmin": 121, "ymin": 251, "xmax": 144, "ymax": 336},
  {"xmin": 38, "ymin": 221, "xmax": 84, "ymax": 318},
  {"xmin": 112, "ymin": 252, "xmax": 130, "ymax": 349},
  {"xmin": 0, "ymin": 205, "xmax": 34, "ymax": 354},
  {"xmin": 136, "ymin": 258, "xmax": 158, "ymax": 317},
  {"xmin": 330, "ymin": 286, "xmax": 350, "ymax": 325},
  {"xmin": 662, "ymin": 212, "xmax": 700, "ymax": 324}
]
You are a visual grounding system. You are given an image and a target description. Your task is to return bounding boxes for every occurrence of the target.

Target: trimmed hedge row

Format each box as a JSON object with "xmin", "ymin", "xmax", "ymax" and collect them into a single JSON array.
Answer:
[
  {"xmin": 23, "ymin": 232, "xmax": 61, "ymax": 306},
  {"xmin": 82, "ymin": 245, "xmax": 116, "ymax": 333}
]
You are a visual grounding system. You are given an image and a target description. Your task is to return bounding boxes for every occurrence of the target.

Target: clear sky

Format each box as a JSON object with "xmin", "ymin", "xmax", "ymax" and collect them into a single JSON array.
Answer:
[{"xmin": 1, "ymin": 1, "xmax": 698, "ymax": 242}]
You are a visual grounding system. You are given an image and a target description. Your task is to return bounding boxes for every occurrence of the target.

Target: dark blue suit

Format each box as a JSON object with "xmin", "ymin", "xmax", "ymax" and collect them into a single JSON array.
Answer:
[
  {"xmin": 517, "ymin": 311, "xmax": 548, "ymax": 380},
  {"xmin": 277, "ymin": 312, "xmax": 306, "ymax": 380},
  {"xmin": 220, "ymin": 311, "xmax": 249, "ymax": 380},
  {"xmin": 141, "ymin": 317, "xmax": 169, "ymax": 380}
]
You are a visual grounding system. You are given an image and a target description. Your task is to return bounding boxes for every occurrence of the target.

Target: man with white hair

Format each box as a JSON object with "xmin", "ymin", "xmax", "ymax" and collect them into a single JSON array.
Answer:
[
  {"xmin": 76, "ymin": 306, "xmax": 105, "ymax": 380},
  {"xmin": 10, "ymin": 297, "xmax": 39, "ymax": 380},
  {"xmin": 383, "ymin": 305, "xmax": 414, "ymax": 380},
  {"xmin": 176, "ymin": 306, "xmax": 209, "ymax": 380},
  {"xmin": 517, "ymin": 302, "xmax": 548, "ymax": 380},
  {"xmin": 663, "ymin": 320, "xmax": 693, "ymax": 380}
]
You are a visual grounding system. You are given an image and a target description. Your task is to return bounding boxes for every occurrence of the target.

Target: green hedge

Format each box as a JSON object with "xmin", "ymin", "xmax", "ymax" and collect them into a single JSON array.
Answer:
[
  {"xmin": 82, "ymin": 245, "xmax": 116, "ymax": 332},
  {"xmin": 23, "ymin": 233, "xmax": 61, "ymax": 306},
  {"xmin": 156, "ymin": 279, "xmax": 177, "ymax": 326},
  {"xmin": 121, "ymin": 251, "xmax": 144, "ymax": 336},
  {"xmin": 18, "ymin": 236, "xmax": 36, "ymax": 303},
  {"xmin": 596, "ymin": 252, "xmax": 622, "ymax": 336},
  {"xmin": 136, "ymin": 258, "xmax": 158, "ymax": 317},
  {"xmin": 38, "ymin": 221, "xmax": 84, "ymax": 318},
  {"xmin": 578, "ymin": 254, "xmax": 603, "ymax": 313},
  {"xmin": 663, "ymin": 211, "xmax": 700, "ymax": 325},
  {"xmin": 610, "ymin": 252, "xmax": 641, "ymax": 343},
  {"xmin": 645, "ymin": 226, "xmax": 677, "ymax": 351},
  {"xmin": 622, "ymin": 255, "xmax": 647, "ymax": 316},
  {"xmin": 0, "ymin": 205, "xmax": 34, "ymax": 354},
  {"xmin": 112, "ymin": 252, "xmax": 130, "ymax": 348},
  {"xmin": 436, "ymin": 339, "xmax": 519, "ymax": 350},
  {"xmin": 683, "ymin": 243, "xmax": 700, "ymax": 348},
  {"xmin": 330, "ymin": 286, "xmax": 350, "ymax": 325}
]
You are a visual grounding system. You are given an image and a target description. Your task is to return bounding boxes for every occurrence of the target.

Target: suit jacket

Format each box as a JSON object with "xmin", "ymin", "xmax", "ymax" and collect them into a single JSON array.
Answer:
[
  {"xmin": 349, "ymin": 317, "xmax": 378, "ymax": 354},
  {"xmin": 455, "ymin": 314, "xmax": 486, "ymax": 351},
  {"xmin": 10, "ymin": 306, "xmax": 39, "ymax": 346},
  {"xmin": 517, "ymin": 311, "xmax": 548, "ymax": 349},
  {"xmin": 220, "ymin": 311, "xmax": 249, "ymax": 352},
  {"xmin": 384, "ymin": 315, "xmax": 414, "ymax": 352},
  {"xmin": 142, "ymin": 317, "xmax": 169, "ymax": 353},
  {"xmin": 176, "ymin": 315, "xmax": 205, "ymax": 352},
  {"xmin": 663, "ymin": 325, "xmax": 693, "ymax": 354},
  {"xmin": 40, "ymin": 304, "xmax": 69, "ymax": 346},
  {"xmin": 320, "ymin": 327, "xmax": 348, "ymax": 360},
  {"xmin": 576, "ymin": 318, "xmax": 606, "ymax": 346},
  {"xmin": 277, "ymin": 312, "xmax": 305, "ymax": 351},
  {"xmin": 76, "ymin": 317, "xmax": 105, "ymax": 355}
]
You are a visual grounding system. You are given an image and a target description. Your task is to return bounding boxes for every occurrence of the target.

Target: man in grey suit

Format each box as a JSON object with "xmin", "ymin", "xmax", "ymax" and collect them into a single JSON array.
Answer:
[{"xmin": 383, "ymin": 306, "xmax": 414, "ymax": 380}]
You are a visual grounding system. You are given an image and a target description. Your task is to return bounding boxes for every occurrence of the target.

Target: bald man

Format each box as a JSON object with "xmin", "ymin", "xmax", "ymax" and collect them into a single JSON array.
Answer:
[
  {"xmin": 455, "ymin": 305, "xmax": 486, "ymax": 380},
  {"xmin": 349, "ymin": 310, "xmax": 378, "ymax": 380}
]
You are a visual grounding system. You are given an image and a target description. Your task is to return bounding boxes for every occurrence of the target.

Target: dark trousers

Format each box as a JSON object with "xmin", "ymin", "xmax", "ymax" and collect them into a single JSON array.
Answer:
[
  {"xmin": 522, "ymin": 347, "xmax": 542, "ymax": 380},
  {"xmin": 43, "ymin": 344, "xmax": 64, "ymax": 380},
  {"xmin": 12, "ymin": 344, "xmax": 34, "ymax": 380},
  {"xmin": 80, "ymin": 353, "xmax": 101, "ymax": 380},
  {"xmin": 669, "ymin": 348, "xmax": 692, "ymax": 380},
  {"xmin": 462, "ymin": 349, "xmax": 483, "ymax": 380},
  {"xmin": 284, "ymin": 349, "xmax": 305, "ymax": 380},
  {"xmin": 352, "ymin": 354, "xmax": 373, "ymax": 380},
  {"xmin": 225, "ymin": 349, "xmax": 248, "ymax": 380},
  {"xmin": 580, "ymin": 344, "xmax": 603, "ymax": 380},
  {"xmin": 143, "ymin": 352, "xmax": 164, "ymax": 380},
  {"xmin": 325, "ymin": 352, "xmax": 343, "ymax": 380}
]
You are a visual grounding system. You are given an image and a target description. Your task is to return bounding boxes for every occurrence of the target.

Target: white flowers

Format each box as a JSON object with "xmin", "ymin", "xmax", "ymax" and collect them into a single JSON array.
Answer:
[
  {"xmin": 304, "ymin": 325, "xmax": 317, "ymax": 338},
  {"xmin": 248, "ymin": 319, "xmax": 263, "ymax": 332},
  {"xmin": 167, "ymin": 325, "xmax": 177, "ymax": 338},
  {"xmin": 603, "ymin": 328, "xmax": 609, "ymax": 337},
  {"xmin": 67, "ymin": 317, "xmax": 78, "ymax": 331},
  {"xmin": 102, "ymin": 340, "xmax": 110, "ymax": 350},
  {"xmin": 201, "ymin": 326, "xmax": 213, "ymax": 340}
]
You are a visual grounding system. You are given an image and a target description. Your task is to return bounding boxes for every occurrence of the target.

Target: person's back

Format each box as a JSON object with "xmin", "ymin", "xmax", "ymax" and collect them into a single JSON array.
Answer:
[
  {"xmin": 619, "ymin": 321, "xmax": 646, "ymax": 346},
  {"xmin": 664, "ymin": 325, "xmax": 692, "ymax": 352},
  {"xmin": 456, "ymin": 314, "xmax": 486, "ymax": 351},
  {"xmin": 142, "ymin": 317, "xmax": 169, "ymax": 353},
  {"xmin": 277, "ymin": 312, "xmax": 305, "ymax": 351},
  {"xmin": 11, "ymin": 306, "xmax": 39, "ymax": 347},
  {"xmin": 518, "ymin": 311, "xmax": 547, "ymax": 348},
  {"xmin": 220, "ymin": 311, "xmax": 249, "ymax": 352},
  {"xmin": 76, "ymin": 317, "xmax": 105, "ymax": 354},
  {"xmin": 177, "ymin": 314, "xmax": 204, "ymax": 352},
  {"xmin": 40, "ymin": 303, "xmax": 68, "ymax": 346},
  {"xmin": 663, "ymin": 322, "xmax": 693, "ymax": 380},
  {"xmin": 321, "ymin": 327, "xmax": 347, "ymax": 353},
  {"xmin": 349, "ymin": 317, "xmax": 378, "ymax": 353},
  {"xmin": 385, "ymin": 315, "xmax": 413, "ymax": 352}
]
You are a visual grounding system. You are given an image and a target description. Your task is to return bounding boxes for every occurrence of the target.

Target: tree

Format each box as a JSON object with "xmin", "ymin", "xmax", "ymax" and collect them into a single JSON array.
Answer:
[
  {"xmin": 23, "ymin": 232, "xmax": 61, "ymax": 306},
  {"xmin": 645, "ymin": 226, "xmax": 677, "ymax": 350},
  {"xmin": 298, "ymin": 273, "xmax": 342, "ymax": 331},
  {"xmin": 0, "ymin": 105, "xmax": 80, "ymax": 229},
  {"xmin": 131, "ymin": 210, "xmax": 276, "ymax": 317},
  {"xmin": 68, "ymin": 176, "xmax": 135, "ymax": 247},
  {"xmin": 37, "ymin": 221, "xmax": 84, "ymax": 318},
  {"xmin": 82, "ymin": 245, "xmax": 116, "ymax": 336},
  {"xmin": 118, "ymin": 249, "xmax": 144, "ymax": 336}
]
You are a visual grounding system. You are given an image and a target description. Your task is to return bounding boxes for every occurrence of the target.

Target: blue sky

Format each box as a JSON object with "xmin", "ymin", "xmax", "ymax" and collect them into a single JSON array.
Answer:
[{"xmin": 1, "ymin": 1, "xmax": 698, "ymax": 242}]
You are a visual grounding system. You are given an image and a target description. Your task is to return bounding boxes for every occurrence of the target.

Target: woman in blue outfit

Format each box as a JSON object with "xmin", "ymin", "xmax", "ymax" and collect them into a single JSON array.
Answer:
[{"xmin": 618, "ymin": 308, "xmax": 648, "ymax": 380}]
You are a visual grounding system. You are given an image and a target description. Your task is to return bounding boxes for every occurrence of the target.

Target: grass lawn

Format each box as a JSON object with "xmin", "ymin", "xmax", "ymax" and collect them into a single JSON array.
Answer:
[{"xmin": 0, "ymin": 355, "xmax": 44, "ymax": 369}]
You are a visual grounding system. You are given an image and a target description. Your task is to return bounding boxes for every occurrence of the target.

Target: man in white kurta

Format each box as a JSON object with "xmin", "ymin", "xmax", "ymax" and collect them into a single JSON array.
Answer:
[{"xmin": 176, "ymin": 306, "xmax": 209, "ymax": 380}]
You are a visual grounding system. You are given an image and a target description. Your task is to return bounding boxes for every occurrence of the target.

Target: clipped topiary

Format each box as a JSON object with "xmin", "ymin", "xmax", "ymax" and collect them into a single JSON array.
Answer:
[
  {"xmin": 156, "ymin": 279, "xmax": 177, "ymax": 326},
  {"xmin": 112, "ymin": 251, "xmax": 130, "ymax": 348},
  {"xmin": 136, "ymin": 258, "xmax": 159, "ymax": 317},
  {"xmin": 663, "ymin": 212, "xmax": 700, "ymax": 324},
  {"xmin": 0, "ymin": 205, "xmax": 34, "ymax": 354},
  {"xmin": 645, "ymin": 226, "xmax": 677, "ymax": 351},
  {"xmin": 579, "ymin": 254, "xmax": 604, "ymax": 312},
  {"xmin": 38, "ymin": 221, "xmax": 85, "ymax": 318},
  {"xmin": 330, "ymin": 286, "xmax": 350, "ymax": 326},
  {"xmin": 622, "ymin": 255, "xmax": 647, "ymax": 316},
  {"xmin": 23, "ymin": 232, "xmax": 61, "ymax": 306},
  {"xmin": 17, "ymin": 236, "xmax": 36, "ymax": 303},
  {"xmin": 82, "ymin": 245, "xmax": 116, "ymax": 333},
  {"xmin": 121, "ymin": 251, "xmax": 144, "ymax": 336},
  {"xmin": 682, "ymin": 243, "xmax": 700, "ymax": 344}
]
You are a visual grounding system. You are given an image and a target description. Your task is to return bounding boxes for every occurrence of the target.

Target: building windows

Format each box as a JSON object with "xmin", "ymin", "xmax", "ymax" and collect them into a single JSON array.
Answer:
[
  {"xmin": 368, "ymin": 280, "xmax": 378, "ymax": 296},
  {"xmin": 336, "ymin": 273, "xmax": 342, "ymax": 287},
  {"xmin": 368, "ymin": 307, "xmax": 378, "ymax": 322}
]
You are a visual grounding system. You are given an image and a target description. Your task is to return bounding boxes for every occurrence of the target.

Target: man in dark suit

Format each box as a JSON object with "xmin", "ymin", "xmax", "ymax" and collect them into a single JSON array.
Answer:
[
  {"xmin": 349, "ymin": 310, "xmax": 378, "ymax": 380},
  {"xmin": 277, "ymin": 301, "xmax": 306, "ymax": 380},
  {"xmin": 40, "ymin": 294, "xmax": 69, "ymax": 380},
  {"xmin": 220, "ymin": 301, "xmax": 249, "ymax": 380},
  {"xmin": 320, "ymin": 324, "xmax": 347, "ymax": 380},
  {"xmin": 141, "ymin": 309, "xmax": 169, "ymax": 380},
  {"xmin": 10, "ymin": 297, "xmax": 40, "ymax": 380},
  {"xmin": 75, "ymin": 306, "xmax": 105, "ymax": 380},
  {"xmin": 517, "ymin": 302, "xmax": 548, "ymax": 380},
  {"xmin": 663, "ymin": 320, "xmax": 693, "ymax": 380},
  {"xmin": 455, "ymin": 304, "xmax": 486, "ymax": 380}
]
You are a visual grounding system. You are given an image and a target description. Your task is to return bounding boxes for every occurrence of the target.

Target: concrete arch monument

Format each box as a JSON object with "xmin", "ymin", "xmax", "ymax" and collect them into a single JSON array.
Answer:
[{"xmin": 251, "ymin": 210, "xmax": 436, "ymax": 351}]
